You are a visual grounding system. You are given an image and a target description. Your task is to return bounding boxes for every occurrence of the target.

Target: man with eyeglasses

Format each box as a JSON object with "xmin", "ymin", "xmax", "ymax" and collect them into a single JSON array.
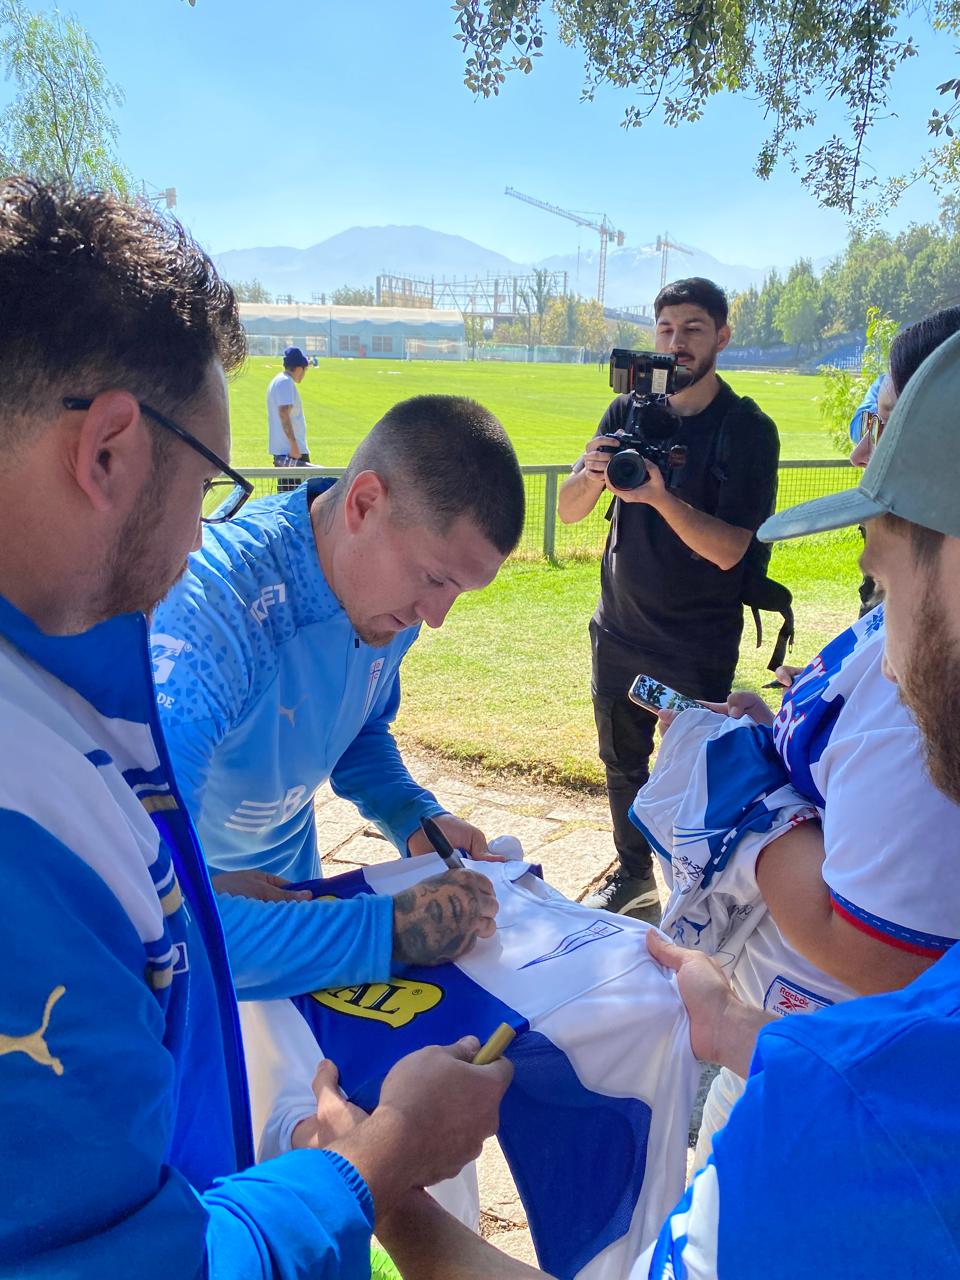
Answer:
[{"xmin": 0, "ymin": 178, "xmax": 512, "ymax": 1278}]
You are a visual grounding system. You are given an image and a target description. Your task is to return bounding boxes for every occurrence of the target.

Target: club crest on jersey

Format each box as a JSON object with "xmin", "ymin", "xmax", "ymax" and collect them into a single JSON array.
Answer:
[
  {"xmin": 151, "ymin": 633, "xmax": 189, "ymax": 686},
  {"xmin": 519, "ymin": 919, "xmax": 623, "ymax": 970},
  {"xmin": 763, "ymin": 975, "xmax": 833, "ymax": 1017},
  {"xmin": 310, "ymin": 978, "xmax": 443, "ymax": 1028}
]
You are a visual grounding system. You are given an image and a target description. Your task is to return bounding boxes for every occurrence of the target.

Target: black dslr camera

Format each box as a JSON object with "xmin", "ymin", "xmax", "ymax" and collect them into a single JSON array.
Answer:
[{"xmin": 599, "ymin": 349, "xmax": 693, "ymax": 490}]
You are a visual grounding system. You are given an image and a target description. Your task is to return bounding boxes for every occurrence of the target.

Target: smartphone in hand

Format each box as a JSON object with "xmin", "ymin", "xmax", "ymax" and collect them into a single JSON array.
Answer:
[{"xmin": 628, "ymin": 673, "xmax": 700, "ymax": 715}]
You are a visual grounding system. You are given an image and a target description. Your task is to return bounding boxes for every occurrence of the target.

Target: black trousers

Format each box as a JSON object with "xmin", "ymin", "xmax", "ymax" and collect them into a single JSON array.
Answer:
[{"xmin": 591, "ymin": 624, "xmax": 735, "ymax": 878}]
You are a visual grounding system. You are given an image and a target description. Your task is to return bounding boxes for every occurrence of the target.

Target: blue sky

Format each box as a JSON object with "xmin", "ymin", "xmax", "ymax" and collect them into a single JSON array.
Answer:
[{"xmin": 3, "ymin": 0, "xmax": 957, "ymax": 270}]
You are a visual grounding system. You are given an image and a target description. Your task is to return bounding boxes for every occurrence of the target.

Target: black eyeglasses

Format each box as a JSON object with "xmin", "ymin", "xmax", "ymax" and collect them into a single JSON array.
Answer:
[{"xmin": 63, "ymin": 396, "xmax": 254, "ymax": 524}]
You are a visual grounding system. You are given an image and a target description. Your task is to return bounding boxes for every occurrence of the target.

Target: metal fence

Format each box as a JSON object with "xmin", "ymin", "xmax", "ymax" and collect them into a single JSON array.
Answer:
[
  {"xmin": 238, "ymin": 460, "xmax": 857, "ymax": 561},
  {"xmin": 244, "ymin": 334, "xmax": 589, "ymax": 364}
]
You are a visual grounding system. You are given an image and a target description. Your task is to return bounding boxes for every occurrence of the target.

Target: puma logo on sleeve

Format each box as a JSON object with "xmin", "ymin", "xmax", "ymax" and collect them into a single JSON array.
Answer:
[{"xmin": 0, "ymin": 985, "xmax": 66, "ymax": 1077}]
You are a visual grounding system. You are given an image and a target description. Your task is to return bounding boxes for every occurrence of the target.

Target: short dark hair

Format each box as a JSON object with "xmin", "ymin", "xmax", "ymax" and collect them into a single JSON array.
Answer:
[
  {"xmin": 654, "ymin": 277, "xmax": 729, "ymax": 329},
  {"xmin": 890, "ymin": 305, "xmax": 960, "ymax": 395},
  {"xmin": 340, "ymin": 395, "xmax": 525, "ymax": 555},
  {"xmin": 0, "ymin": 177, "xmax": 245, "ymax": 449}
]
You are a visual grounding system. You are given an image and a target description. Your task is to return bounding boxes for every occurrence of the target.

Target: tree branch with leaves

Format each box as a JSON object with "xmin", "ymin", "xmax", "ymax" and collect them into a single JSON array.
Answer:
[
  {"xmin": 0, "ymin": 0, "xmax": 128, "ymax": 191},
  {"xmin": 452, "ymin": 0, "xmax": 956, "ymax": 214}
]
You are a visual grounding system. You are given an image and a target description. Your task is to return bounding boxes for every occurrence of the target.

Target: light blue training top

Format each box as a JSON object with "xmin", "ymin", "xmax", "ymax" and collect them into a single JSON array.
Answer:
[{"xmin": 152, "ymin": 479, "xmax": 447, "ymax": 999}]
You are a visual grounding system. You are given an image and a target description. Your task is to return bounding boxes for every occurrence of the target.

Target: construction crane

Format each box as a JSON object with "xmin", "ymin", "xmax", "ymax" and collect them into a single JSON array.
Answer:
[
  {"xmin": 655, "ymin": 233, "xmax": 692, "ymax": 290},
  {"xmin": 505, "ymin": 186, "xmax": 625, "ymax": 305}
]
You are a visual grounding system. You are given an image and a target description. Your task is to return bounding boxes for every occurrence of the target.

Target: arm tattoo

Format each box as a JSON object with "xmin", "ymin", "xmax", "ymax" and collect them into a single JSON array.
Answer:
[{"xmin": 392, "ymin": 873, "xmax": 486, "ymax": 966}]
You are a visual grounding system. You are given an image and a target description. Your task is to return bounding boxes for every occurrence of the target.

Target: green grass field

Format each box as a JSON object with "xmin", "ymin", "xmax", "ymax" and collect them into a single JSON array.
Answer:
[
  {"xmin": 228, "ymin": 357, "xmax": 840, "ymax": 466},
  {"xmin": 226, "ymin": 357, "xmax": 859, "ymax": 789},
  {"xmin": 393, "ymin": 530, "xmax": 863, "ymax": 788}
]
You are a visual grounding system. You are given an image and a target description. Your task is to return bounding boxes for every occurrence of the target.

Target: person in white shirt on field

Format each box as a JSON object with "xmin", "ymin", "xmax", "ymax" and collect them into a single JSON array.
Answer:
[{"xmin": 267, "ymin": 345, "xmax": 311, "ymax": 490}]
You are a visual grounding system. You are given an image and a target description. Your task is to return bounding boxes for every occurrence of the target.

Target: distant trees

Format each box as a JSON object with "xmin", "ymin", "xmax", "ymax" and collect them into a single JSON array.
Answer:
[
  {"xmin": 492, "ymin": 293, "xmax": 607, "ymax": 350},
  {"xmin": 507, "ymin": 267, "xmax": 558, "ymax": 344},
  {"xmin": 540, "ymin": 295, "xmax": 607, "ymax": 350},
  {"xmin": 231, "ymin": 278, "xmax": 272, "ymax": 303},
  {"xmin": 727, "ymin": 288, "xmax": 759, "ymax": 347},
  {"xmin": 332, "ymin": 284, "xmax": 376, "ymax": 306},
  {"xmin": 463, "ymin": 314, "xmax": 485, "ymax": 347},
  {"xmin": 728, "ymin": 216, "xmax": 960, "ymax": 352},
  {"xmin": 775, "ymin": 260, "xmax": 822, "ymax": 354},
  {"xmin": 613, "ymin": 319, "xmax": 651, "ymax": 349}
]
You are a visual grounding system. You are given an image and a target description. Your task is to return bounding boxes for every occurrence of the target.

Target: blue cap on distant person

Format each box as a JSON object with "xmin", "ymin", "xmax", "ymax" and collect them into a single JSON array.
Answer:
[
  {"xmin": 759, "ymin": 327, "xmax": 960, "ymax": 543},
  {"xmin": 283, "ymin": 345, "xmax": 309, "ymax": 369}
]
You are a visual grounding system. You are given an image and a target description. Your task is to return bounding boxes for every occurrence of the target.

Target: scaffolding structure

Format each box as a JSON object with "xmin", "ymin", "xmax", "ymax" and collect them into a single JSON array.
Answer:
[{"xmin": 376, "ymin": 271, "xmax": 568, "ymax": 320}]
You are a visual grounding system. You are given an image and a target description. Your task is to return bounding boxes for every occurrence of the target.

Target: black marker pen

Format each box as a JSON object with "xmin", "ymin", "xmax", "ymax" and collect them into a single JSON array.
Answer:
[{"xmin": 420, "ymin": 816, "xmax": 464, "ymax": 870}]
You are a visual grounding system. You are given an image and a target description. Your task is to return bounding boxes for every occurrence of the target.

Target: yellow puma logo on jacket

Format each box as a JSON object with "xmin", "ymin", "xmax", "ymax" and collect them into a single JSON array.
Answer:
[{"xmin": 0, "ymin": 986, "xmax": 66, "ymax": 1076}]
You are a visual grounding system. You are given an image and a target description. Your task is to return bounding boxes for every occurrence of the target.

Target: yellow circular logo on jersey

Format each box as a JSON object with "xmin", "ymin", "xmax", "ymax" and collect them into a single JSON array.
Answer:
[{"xmin": 310, "ymin": 978, "xmax": 443, "ymax": 1028}]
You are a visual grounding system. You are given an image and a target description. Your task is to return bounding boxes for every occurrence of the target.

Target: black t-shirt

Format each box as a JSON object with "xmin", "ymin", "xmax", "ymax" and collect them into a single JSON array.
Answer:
[{"xmin": 592, "ymin": 378, "xmax": 780, "ymax": 672}]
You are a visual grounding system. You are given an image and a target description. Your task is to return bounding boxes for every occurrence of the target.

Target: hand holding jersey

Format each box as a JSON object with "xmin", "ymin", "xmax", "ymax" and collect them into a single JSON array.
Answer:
[
  {"xmin": 214, "ymin": 869, "xmax": 315, "ymax": 902},
  {"xmin": 645, "ymin": 931, "xmax": 771, "ymax": 1079},
  {"xmin": 290, "ymin": 1058, "xmax": 364, "ymax": 1149},
  {"xmin": 242, "ymin": 854, "xmax": 699, "ymax": 1280},
  {"xmin": 307, "ymin": 1039, "xmax": 512, "ymax": 1209}
]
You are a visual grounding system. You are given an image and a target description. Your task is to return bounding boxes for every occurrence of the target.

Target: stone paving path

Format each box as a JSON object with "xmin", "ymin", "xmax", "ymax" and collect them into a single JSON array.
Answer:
[{"xmin": 315, "ymin": 744, "xmax": 674, "ymax": 1268}]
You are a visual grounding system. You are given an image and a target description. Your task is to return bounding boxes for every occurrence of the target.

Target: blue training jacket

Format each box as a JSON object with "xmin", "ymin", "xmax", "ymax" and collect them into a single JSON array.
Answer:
[
  {"xmin": 0, "ymin": 593, "xmax": 375, "ymax": 1278},
  {"xmin": 152, "ymin": 480, "xmax": 446, "ymax": 999}
]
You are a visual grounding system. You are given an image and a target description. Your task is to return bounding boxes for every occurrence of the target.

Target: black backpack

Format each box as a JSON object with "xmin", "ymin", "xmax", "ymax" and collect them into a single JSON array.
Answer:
[{"xmin": 709, "ymin": 398, "xmax": 795, "ymax": 673}]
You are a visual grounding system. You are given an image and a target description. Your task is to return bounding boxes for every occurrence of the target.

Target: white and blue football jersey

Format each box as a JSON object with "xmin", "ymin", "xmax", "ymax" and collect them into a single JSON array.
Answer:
[
  {"xmin": 243, "ymin": 855, "xmax": 699, "ymax": 1280},
  {"xmin": 636, "ymin": 610, "xmax": 960, "ymax": 1024},
  {"xmin": 771, "ymin": 605, "xmax": 960, "ymax": 962}
]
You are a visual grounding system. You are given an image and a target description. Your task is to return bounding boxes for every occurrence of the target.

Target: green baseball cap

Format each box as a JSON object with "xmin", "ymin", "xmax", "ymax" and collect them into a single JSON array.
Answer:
[{"xmin": 759, "ymin": 327, "xmax": 960, "ymax": 543}]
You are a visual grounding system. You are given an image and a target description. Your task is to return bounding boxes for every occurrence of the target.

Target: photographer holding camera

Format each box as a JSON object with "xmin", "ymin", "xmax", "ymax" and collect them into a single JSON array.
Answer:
[{"xmin": 560, "ymin": 278, "xmax": 780, "ymax": 921}]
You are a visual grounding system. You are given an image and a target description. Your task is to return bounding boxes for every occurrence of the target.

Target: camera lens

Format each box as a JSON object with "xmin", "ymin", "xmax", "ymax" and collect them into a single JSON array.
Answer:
[{"xmin": 606, "ymin": 448, "xmax": 648, "ymax": 490}]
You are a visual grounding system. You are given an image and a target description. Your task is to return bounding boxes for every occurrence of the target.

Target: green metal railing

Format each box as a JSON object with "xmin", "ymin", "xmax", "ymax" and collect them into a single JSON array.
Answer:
[{"xmin": 238, "ymin": 460, "xmax": 857, "ymax": 561}]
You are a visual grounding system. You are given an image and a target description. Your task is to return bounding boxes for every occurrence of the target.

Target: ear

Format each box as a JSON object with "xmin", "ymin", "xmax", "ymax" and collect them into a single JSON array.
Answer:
[
  {"xmin": 69, "ymin": 391, "xmax": 152, "ymax": 514},
  {"xmin": 342, "ymin": 469, "xmax": 388, "ymax": 535},
  {"xmin": 716, "ymin": 323, "xmax": 732, "ymax": 355}
]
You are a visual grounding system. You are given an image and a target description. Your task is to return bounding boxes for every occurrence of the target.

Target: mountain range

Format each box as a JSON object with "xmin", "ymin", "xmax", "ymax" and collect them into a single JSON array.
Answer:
[{"xmin": 213, "ymin": 225, "xmax": 831, "ymax": 309}]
